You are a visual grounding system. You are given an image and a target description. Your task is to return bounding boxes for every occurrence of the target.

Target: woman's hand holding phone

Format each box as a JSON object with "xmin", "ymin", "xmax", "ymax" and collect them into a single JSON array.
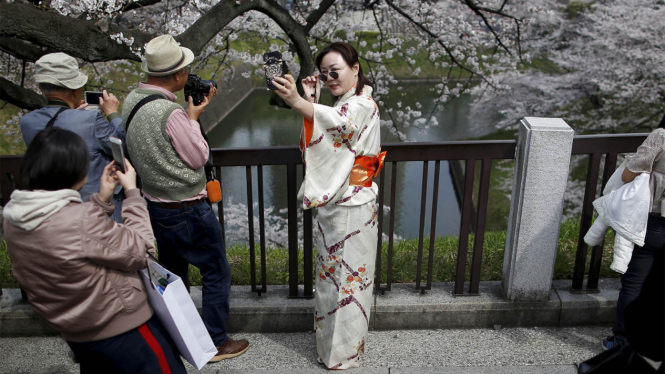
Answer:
[
  {"xmin": 273, "ymin": 74, "xmax": 315, "ymax": 121},
  {"xmin": 114, "ymin": 158, "xmax": 137, "ymax": 191},
  {"xmin": 99, "ymin": 160, "xmax": 138, "ymax": 203},
  {"xmin": 100, "ymin": 162, "xmax": 121, "ymax": 203}
]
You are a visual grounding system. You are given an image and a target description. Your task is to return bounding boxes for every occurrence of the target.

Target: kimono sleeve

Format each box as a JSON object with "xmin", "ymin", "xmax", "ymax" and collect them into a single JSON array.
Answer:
[{"xmin": 300, "ymin": 97, "xmax": 374, "ymax": 209}]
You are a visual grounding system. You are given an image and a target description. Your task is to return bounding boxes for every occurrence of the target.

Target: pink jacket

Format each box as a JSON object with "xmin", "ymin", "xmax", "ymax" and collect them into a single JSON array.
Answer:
[{"xmin": 4, "ymin": 189, "xmax": 155, "ymax": 342}]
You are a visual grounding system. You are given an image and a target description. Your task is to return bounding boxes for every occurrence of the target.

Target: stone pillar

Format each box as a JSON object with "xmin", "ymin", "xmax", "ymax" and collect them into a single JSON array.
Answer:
[{"xmin": 503, "ymin": 117, "xmax": 574, "ymax": 301}]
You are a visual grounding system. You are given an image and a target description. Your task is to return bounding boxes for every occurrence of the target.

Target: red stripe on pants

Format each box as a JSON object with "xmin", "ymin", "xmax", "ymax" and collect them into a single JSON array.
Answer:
[{"xmin": 138, "ymin": 323, "xmax": 172, "ymax": 374}]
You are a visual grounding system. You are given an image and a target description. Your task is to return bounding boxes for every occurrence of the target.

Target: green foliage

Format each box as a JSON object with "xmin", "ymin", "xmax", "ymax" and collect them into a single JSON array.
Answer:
[
  {"xmin": 0, "ymin": 218, "xmax": 619, "ymax": 289},
  {"xmin": 0, "ymin": 102, "xmax": 27, "ymax": 155},
  {"xmin": 0, "ymin": 240, "xmax": 19, "ymax": 288},
  {"xmin": 565, "ymin": 1, "xmax": 596, "ymax": 19}
]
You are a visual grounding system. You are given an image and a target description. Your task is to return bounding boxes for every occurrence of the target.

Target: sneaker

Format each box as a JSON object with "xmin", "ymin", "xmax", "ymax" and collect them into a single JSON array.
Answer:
[
  {"xmin": 601, "ymin": 335, "xmax": 622, "ymax": 350},
  {"xmin": 209, "ymin": 338, "xmax": 249, "ymax": 362}
]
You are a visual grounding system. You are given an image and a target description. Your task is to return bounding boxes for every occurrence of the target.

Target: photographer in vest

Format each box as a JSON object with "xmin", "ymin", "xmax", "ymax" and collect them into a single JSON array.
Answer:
[
  {"xmin": 123, "ymin": 34, "xmax": 249, "ymax": 362},
  {"xmin": 20, "ymin": 52, "xmax": 125, "ymax": 222}
]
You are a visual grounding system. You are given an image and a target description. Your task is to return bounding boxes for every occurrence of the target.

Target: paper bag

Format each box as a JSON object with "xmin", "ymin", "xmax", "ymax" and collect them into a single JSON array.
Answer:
[{"xmin": 140, "ymin": 262, "xmax": 217, "ymax": 370}]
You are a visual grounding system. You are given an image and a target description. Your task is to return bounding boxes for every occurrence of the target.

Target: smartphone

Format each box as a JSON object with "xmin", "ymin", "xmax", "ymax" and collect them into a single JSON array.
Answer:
[
  {"xmin": 263, "ymin": 51, "xmax": 285, "ymax": 90},
  {"xmin": 85, "ymin": 91, "xmax": 104, "ymax": 105},
  {"xmin": 109, "ymin": 137, "xmax": 126, "ymax": 173}
]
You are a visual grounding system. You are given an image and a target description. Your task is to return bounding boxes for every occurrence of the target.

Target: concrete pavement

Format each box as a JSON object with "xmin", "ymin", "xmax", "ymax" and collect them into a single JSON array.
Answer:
[{"xmin": 0, "ymin": 326, "xmax": 614, "ymax": 373}]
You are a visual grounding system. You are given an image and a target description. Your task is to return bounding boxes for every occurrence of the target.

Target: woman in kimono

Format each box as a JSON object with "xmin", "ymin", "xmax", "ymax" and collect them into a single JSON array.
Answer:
[{"xmin": 272, "ymin": 42, "xmax": 385, "ymax": 369}]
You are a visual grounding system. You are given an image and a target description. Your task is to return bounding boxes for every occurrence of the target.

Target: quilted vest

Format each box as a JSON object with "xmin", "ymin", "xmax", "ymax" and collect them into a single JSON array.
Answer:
[{"xmin": 122, "ymin": 89, "xmax": 206, "ymax": 201}]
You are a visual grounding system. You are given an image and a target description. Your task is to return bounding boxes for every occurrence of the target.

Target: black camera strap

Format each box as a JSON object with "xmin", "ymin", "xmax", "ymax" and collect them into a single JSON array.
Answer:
[
  {"xmin": 196, "ymin": 120, "xmax": 215, "ymax": 182},
  {"xmin": 45, "ymin": 107, "xmax": 68, "ymax": 128},
  {"xmin": 123, "ymin": 94, "xmax": 162, "ymax": 192},
  {"xmin": 125, "ymin": 94, "xmax": 163, "ymax": 132}
]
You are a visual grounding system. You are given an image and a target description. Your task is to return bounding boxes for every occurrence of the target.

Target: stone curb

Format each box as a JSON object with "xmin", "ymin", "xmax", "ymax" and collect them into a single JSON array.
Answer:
[{"xmin": 0, "ymin": 279, "xmax": 619, "ymax": 337}]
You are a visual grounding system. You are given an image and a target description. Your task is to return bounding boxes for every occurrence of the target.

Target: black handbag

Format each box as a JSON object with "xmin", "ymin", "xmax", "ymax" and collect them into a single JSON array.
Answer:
[{"xmin": 578, "ymin": 343, "xmax": 658, "ymax": 374}]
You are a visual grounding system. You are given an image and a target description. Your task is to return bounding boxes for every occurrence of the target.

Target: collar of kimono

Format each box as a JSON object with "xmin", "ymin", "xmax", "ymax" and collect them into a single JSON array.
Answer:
[{"xmin": 349, "ymin": 151, "xmax": 387, "ymax": 187}]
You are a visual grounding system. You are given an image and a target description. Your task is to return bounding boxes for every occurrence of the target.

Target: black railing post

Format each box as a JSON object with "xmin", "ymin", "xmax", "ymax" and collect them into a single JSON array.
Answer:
[
  {"xmin": 415, "ymin": 161, "xmax": 429, "ymax": 293},
  {"xmin": 246, "ymin": 166, "xmax": 257, "ymax": 294},
  {"xmin": 216, "ymin": 166, "xmax": 226, "ymax": 245},
  {"xmin": 256, "ymin": 165, "xmax": 267, "ymax": 295},
  {"xmin": 384, "ymin": 162, "xmax": 398, "ymax": 293},
  {"xmin": 586, "ymin": 153, "xmax": 618, "ymax": 290},
  {"xmin": 286, "ymin": 163, "xmax": 299, "ymax": 297},
  {"xmin": 426, "ymin": 160, "xmax": 441, "ymax": 291},
  {"xmin": 454, "ymin": 159, "xmax": 476, "ymax": 295},
  {"xmin": 571, "ymin": 152, "xmax": 601, "ymax": 293},
  {"xmin": 469, "ymin": 159, "xmax": 492, "ymax": 295}
]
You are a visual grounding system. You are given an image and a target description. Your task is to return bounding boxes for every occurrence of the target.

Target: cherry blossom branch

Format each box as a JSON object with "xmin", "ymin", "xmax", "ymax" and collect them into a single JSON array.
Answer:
[{"xmin": 383, "ymin": 0, "xmax": 496, "ymax": 89}]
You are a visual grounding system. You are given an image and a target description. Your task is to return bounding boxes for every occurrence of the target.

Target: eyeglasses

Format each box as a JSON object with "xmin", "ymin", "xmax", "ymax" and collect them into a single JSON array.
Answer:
[{"xmin": 318, "ymin": 65, "xmax": 348, "ymax": 81}]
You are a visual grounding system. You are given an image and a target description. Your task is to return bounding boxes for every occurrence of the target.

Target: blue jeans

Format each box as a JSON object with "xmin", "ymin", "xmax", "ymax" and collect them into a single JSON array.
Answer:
[
  {"xmin": 110, "ymin": 192, "xmax": 123, "ymax": 223},
  {"xmin": 147, "ymin": 199, "xmax": 230, "ymax": 347},
  {"xmin": 613, "ymin": 214, "xmax": 664, "ymax": 338}
]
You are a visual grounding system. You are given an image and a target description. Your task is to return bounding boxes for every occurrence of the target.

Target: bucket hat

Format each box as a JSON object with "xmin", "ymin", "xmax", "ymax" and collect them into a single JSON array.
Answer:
[
  {"xmin": 141, "ymin": 35, "xmax": 194, "ymax": 76},
  {"xmin": 33, "ymin": 53, "xmax": 88, "ymax": 89}
]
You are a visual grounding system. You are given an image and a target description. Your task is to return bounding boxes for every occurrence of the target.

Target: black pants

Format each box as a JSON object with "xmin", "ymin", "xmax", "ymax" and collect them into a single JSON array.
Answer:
[
  {"xmin": 613, "ymin": 214, "xmax": 664, "ymax": 338},
  {"xmin": 67, "ymin": 314, "xmax": 186, "ymax": 374}
]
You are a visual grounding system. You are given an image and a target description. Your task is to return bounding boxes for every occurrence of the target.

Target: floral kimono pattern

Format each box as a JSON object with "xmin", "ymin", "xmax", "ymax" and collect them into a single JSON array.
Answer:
[{"xmin": 299, "ymin": 85, "xmax": 381, "ymax": 369}]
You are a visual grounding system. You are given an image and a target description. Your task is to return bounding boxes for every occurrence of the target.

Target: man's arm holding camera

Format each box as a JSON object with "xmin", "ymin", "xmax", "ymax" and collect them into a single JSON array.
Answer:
[
  {"xmin": 165, "ymin": 85, "xmax": 216, "ymax": 170},
  {"xmin": 95, "ymin": 90, "xmax": 126, "ymax": 156}
]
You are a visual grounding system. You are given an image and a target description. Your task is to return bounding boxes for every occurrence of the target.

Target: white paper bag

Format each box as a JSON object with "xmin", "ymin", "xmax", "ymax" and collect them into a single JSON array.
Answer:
[{"xmin": 140, "ymin": 262, "xmax": 217, "ymax": 370}]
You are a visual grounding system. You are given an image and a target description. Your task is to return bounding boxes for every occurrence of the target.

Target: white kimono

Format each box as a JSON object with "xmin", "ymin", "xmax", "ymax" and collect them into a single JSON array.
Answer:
[{"xmin": 298, "ymin": 85, "xmax": 382, "ymax": 369}]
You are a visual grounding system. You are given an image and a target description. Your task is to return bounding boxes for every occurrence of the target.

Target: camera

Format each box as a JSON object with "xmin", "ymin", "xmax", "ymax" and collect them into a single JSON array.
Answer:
[{"xmin": 184, "ymin": 74, "xmax": 217, "ymax": 106}]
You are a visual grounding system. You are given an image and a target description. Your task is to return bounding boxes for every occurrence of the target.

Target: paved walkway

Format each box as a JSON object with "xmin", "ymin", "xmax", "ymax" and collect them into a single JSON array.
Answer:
[{"xmin": 0, "ymin": 326, "xmax": 621, "ymax": 373}]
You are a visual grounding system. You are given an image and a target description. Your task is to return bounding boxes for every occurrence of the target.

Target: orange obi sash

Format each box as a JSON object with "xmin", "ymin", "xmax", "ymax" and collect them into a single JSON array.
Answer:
[{"xmin": 349, "ymin": 151, "xmax": 387, "ymax": 187}]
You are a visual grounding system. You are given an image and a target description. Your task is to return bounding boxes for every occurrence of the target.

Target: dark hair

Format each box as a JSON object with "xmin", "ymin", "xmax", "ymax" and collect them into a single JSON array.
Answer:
[
  {"xmin": 21, "ymin": 127, "xmax": 90, "ymax": 191},
  {"xmin": 658, "ymin": 112, "xmax": 665, "ymax": 128},
  {"xmin": 315, "ymin": 42, "xmax": 372, "ymax": 98}
]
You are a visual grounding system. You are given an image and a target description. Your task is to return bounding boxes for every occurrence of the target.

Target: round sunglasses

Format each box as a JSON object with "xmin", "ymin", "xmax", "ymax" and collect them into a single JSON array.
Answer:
[{"xmin": 318, "ymin": 65, "xmax": 348, "ymax": 81}]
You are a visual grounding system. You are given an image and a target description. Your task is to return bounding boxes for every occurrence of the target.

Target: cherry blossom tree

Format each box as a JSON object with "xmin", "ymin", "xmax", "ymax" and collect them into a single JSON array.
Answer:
[
  {"xmin": 471, "ymin": 0, "xmax": 665, "ymax": 133},
  {"xmin": 0, "ymin": 0, "xmax": 528, "ymax": 142}
]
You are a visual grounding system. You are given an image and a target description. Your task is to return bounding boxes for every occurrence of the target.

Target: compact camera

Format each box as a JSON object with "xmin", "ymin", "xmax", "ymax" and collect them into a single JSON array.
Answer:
[{"xmin": 184, "ymin": 74, "xmax": 217, "ymax": 106}]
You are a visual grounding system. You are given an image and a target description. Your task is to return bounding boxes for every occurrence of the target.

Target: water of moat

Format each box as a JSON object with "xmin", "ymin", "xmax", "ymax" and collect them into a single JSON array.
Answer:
[{"xmin": 206, "ymin": 83, "xmax": 505, "ymax": 242}]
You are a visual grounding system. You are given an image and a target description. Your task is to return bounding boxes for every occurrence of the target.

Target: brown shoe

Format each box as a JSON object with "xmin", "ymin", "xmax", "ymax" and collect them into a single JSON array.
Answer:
[{"xmin": 208, "ymin": 338, "xmax": 249, "ymax": 362}]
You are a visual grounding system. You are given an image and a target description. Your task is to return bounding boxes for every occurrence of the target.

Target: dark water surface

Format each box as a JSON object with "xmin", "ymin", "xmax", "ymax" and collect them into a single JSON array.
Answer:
[{"xmin": 207, "ymin": 83, "xmax": 502, "ymax": 242}]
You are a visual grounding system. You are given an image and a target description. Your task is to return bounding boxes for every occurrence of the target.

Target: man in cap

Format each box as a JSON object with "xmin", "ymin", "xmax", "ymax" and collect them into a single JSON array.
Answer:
[
  {"xmin": 20, "ymin": 52, "xmax": 125, "ymax": 222},
  {"xmin": 123, "ymin": 34, "xmax": 249, "ymax": 362}
]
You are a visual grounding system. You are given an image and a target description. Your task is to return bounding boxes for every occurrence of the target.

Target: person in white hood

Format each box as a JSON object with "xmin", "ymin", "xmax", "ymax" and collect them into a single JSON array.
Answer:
[{"xmin": 3, "ymin": 127, "xmax": 186, "ymax": 374}]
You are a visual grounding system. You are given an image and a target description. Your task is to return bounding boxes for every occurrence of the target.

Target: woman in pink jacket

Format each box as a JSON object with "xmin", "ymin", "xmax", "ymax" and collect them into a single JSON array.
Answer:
[{"xmin": 3, "ymin": 127, "xmax": 185, "ymax": 374}]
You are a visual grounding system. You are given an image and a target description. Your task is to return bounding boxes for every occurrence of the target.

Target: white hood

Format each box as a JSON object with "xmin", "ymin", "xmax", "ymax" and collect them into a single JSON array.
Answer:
[{"xmin": 3, "ymin": 189, "xmax": 82, "ymax": 231}]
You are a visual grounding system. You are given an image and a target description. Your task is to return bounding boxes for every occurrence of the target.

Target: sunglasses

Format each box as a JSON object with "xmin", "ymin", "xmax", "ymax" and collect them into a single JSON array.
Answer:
[
  {"xmin": 318, "ymin": 65, "xmax": 348, "ymax": 81},
  {"xmin": 318, "ymin": 71, "xmax": 339, "ymax": 81}
]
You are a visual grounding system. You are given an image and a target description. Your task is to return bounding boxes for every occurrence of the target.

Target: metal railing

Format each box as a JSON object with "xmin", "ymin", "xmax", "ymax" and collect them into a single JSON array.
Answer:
[
  {"xmin": 569, "ymin": 133, "xmax": 648, "ymax": 293},
  {"xmin": 0, "ymin": 133, "xmax": 647, "ymax": 298},
  {"xmin": 374, "ymin": 141, "xmax": 516, "ymax": 295},
  {"xmin": 211, "ymin": 140, "xmax": 518, "ymax": 297}
]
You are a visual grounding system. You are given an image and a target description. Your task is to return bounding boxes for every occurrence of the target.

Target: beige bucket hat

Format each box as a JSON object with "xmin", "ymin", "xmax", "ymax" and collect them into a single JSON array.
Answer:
[
  {"xmin": 141, "ymin": 35, "xmax": 194, "ymax": 76},
  {"xmin": 33, "ymin": 53, "xmax": 88, "ymax": 89}
]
